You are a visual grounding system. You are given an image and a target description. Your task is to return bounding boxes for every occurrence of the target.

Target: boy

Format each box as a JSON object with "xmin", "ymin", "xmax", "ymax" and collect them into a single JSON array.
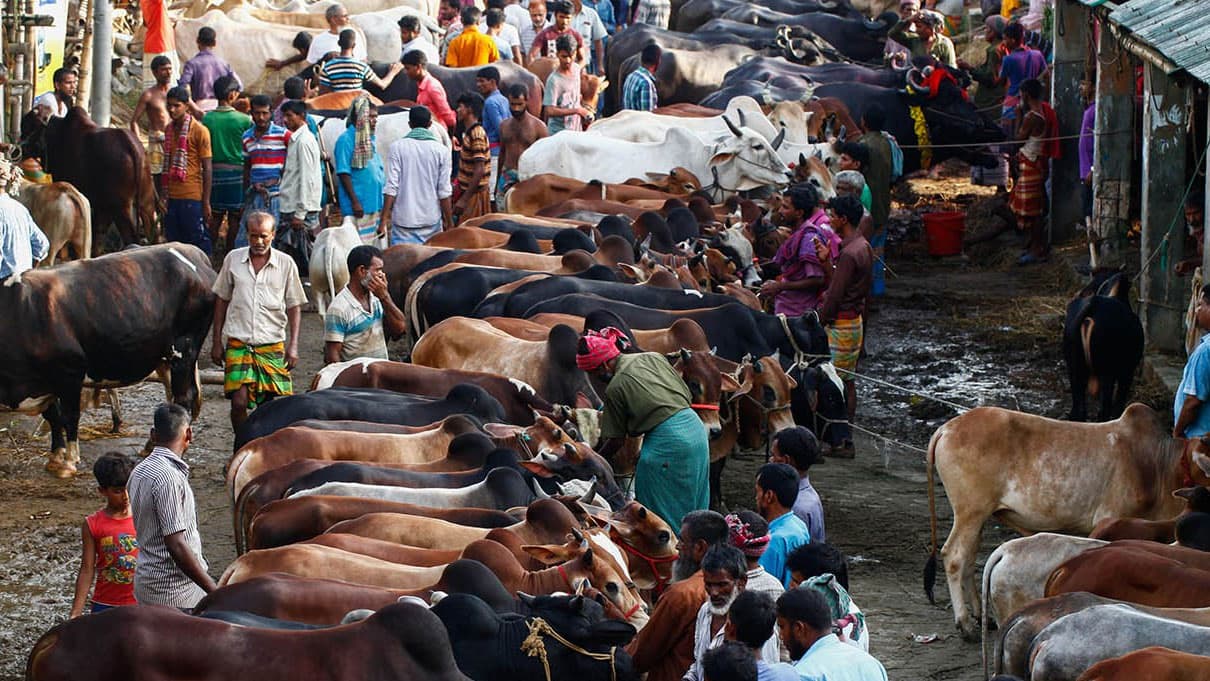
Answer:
[
  {"xmin": 163, "ymin": 86, "xmax": 214, "ymax": 254},
  {"xmin": 70, "ymin": 452, "xmax": 139, "ymax": 617},
  {"xmin": 202, "ymin": 75, "xmax": 251, "ymax": 256},
  {"xmin": 542, "ymin": 34, "xmax": 591, "ymax": 134}
]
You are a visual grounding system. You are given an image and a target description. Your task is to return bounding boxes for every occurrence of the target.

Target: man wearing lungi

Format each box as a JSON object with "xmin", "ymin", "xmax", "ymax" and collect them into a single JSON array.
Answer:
[
  {"xmin": 1009, "ymin": 78, "xmax": 1059, "ymax": 265},
  {"xmin": 577, "ymin": 327, "xmax": 710, "ymax": 530},
  {"xmin": 333, "ymin": 97, "xmax": 386, "ymax": 247},
  {"xmin": 202, "ymin": 76, "xmax": 251, "ymax": 257},
  {"xmin": 210, "ymin": 211, "xmax": 307, "ymax": 430},
  {"xmin": 130, "ymin": 55, "xmax": 174, "ymax": 205}
]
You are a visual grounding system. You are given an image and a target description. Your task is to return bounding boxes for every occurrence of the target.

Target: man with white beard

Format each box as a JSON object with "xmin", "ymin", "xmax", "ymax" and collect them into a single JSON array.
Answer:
[{"xmin": 682, "ymin": 545, "xmax": 781, "ymax": 681}]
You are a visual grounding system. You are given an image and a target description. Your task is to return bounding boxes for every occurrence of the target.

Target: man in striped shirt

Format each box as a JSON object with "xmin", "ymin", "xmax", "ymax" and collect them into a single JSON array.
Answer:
[
  {"xmin": 621, "ymin": 44, "xmax": 660, "ymax": 111},
  {"xmin": 317, "ymin": 29, "xmax": 403, "ymax": 93},
  {"xmin": 127, "ymin": 403, "xmax": 215, "ymax": 610},
  {"xmin": 238, "ymin": 95, "xmax": 289, "ymax": 248}
]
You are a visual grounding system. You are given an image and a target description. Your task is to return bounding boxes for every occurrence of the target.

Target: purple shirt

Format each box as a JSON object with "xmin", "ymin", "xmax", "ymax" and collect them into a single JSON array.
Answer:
[
  {"xmin": 179, "ymin": 48, "xmax": 239, "ymax": 103},
  {"xmin": 1079, "ymin": 104, "xmax": 1095, "ymax": 181},
  {"xmin": 773, "ymin": 210, "xmax": 839, "ymax": 316},
  {"xmin": 998, "ymin": 48, "xmax": 1047, "ymax": 99}
]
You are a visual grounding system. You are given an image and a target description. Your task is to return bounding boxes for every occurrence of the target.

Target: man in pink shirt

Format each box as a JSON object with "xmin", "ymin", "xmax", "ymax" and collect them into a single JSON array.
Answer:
[{"xmin": 402, "ymin": 50, "xmax": 456, "ymax": 130}]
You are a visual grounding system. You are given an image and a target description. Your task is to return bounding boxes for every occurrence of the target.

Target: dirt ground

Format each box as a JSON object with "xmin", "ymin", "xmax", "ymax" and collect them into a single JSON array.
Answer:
[{"xmin": 0, "ymin": 173, "xmax": 1175, "ymax": 681}]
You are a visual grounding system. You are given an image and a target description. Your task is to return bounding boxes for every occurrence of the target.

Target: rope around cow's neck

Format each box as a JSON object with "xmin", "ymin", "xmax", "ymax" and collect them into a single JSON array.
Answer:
[
  {"xmin": 521, "ymin": 617, "xmax": 618, "ymax": 681},
  {"xmin": 776, "ymin": 312, "xmax": 831, "ymax": 370}
]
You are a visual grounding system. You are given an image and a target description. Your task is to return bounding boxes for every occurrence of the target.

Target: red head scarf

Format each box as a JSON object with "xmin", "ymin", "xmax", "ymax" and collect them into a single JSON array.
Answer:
[{"xmin": 576, "ymin": 327, "xmax": 630, "ymax": 371}]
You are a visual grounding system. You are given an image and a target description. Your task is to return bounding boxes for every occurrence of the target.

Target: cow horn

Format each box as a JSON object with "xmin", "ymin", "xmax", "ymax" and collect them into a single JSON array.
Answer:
[
  {"xmin": 579, "ymin": 476, "xmax": 599, "ymax": 503},
  {"xmin": 771, "ymin": 126, "xmax": 786, "ymax": 151},
  {"xmin": 571, "ymin": 527, "xmax": 585, "ymax": 542},
  {"xmin": 837, "ymin": 124, "xmax": 847, "ymax": 140},
  {"xmin": 737, "ymin": 109, "xmax": 747, "ymax": 128},
  {"xmin": 532, "ymin": 479, "xmax": 552, "ymax": 499},
  {"xmin": 541, "ymin": 450, "xmax": 560, "ymax": 462},
  {"xmin": 798, "ymin": 152, "xmax": 808, "ymax": 166},
  {"xmin": 722, "ymin": 115, "xmax": 742, "ymax": 137},
  {"xmin": 710, "ymin": 346, "xmax": 718, "ymax": 355},
  {"xmin": 741, "ymin": 352, "xmax": 754, "ymax": 365},
  {"xmin": 680, "ymin": 347, "xmax": 692, "ymax": 362}
]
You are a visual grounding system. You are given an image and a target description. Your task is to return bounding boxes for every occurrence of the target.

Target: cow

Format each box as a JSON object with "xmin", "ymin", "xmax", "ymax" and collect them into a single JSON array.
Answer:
[
  {"xmin": 281, "ymin": 449, "xmax": 525, "ymax": 497},
  {"xmin": 924, "ymin": 403, "xmax": 1210, "ymax": 640},
  {"xmin": 1077, "ymin": 647, "xmax": 1210, "ymax": 681},
  {"xmin": 673, "ymin": 0, "xmax": 862, "ymax": 32},
  {"xmin": 1028, "ymin": 604, "xmax": 1210, "ymax": 681},
  {"xmin": 17, "ymin": 182, "xmax": 91, "ymax": 264},
  {"xmin": 709, "ymin": 10, "xmax": 898, "ymax": 63},
  {"xmin": 25, "ymin": 601, "xmax": 470, "ymax": 681},
  {"xmin": 411, "ymin": 318, "xmax": 601, "ymax": 409},
  {"xmin": 308, "ymin": 218, "xmax": 363, "ymax": 317},
  {"xmin": 289, "ymin": 467, "xmax": 536, "ymax": 510},
  {"xmin": 43, "ymin": 108, "xmax": 156, "ymax": 250},
  {"xmin": 497, "ymin": 315, "xmax": 711, "ymax": 354},
  {"xmin": 310, "ymin": 358, "xmax": 554, "ymax": 426},
  {"xmin": 220, "ymin": 543, "xmax": 449, "ymax": 589},
  {"xmin": 504, "ymin": 174, "xmax": 695, "ymax": 217},
  {"xmin": 433, "ymin": 593, "xmax": 638, "ymax": 681},
  {"xmin": 789, "ymin": 361, "xmax": 851, "ymax": 451},
  {"xmin": 233, "ymin": 384, "xmax": 505, "ymax": 450},
  {"xmin": 587, "ymin": 96, "xmax": 782, "ymax": 144},
  {"xmin": 1063, "ymin": 270, "xmax": 1144, "ymax": 421},
  {"xmin": 518, "ymin": 123, "xmax": 792, "ymax": 199},
  {"xmin": 370, "ymin": 62, "xmax": 544, "ymax": 118},
  {"xmin": 1090, "ymin": 486, "xmax": 1210, "ymax": 542},
  {"xmin": 317, "ymin": 109, "xmax": 452, "ymax": 163},
  {"xmin": 1044, "ymin": 544, "xmax": 1210, "ymax": 608},
  {"xmin": 303, "ymin": 533, "xmax": 464, "ymax": 566},
  {"xmin": 0, "ymin": 245, "xmax": 214, "ymax": 476},
  {"xmin": 722, "ymin": 58, "xmax": 916, "ymax": 91}
]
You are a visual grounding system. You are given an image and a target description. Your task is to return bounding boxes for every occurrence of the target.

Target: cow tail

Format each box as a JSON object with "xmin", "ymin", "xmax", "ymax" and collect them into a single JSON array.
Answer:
[
  {"xmin": 981, "ymin": 544, "xmax": 1005, "ymax": 679},
  {"xmin": 25, "ymin": 630, "xmax": 59, "ymax": 681},
  {"xmin": 233, "ymin": 479, "xmax": 260, "ymax": 556},
  {"xmin": 923, "ymin": 426, "xmax": 942, "ymax": 605},
  {"xmin": 134, "ymin": 144, "xmax": 157, "ymax": 243},
  {"xmin": 324, "ymin": 233, "xmax": 338, "ymax": 315},
  {"xmin": 63, "ymin": 184, "xmax": 92, "ymax": 259}
]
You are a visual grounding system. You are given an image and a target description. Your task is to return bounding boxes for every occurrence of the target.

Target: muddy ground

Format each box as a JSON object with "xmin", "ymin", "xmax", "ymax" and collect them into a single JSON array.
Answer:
[{"xmin": 0, "ymin": 172, "xmax": 1174, "ymax": 680}]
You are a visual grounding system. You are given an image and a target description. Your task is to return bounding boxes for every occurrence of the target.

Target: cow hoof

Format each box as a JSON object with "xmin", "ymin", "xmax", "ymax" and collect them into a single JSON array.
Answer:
[
  {"xmin": 957, "ymin": 621, "xmax": 979, "ymax": 642},
  {"xmin": 45, "ymin": 459, "xmax": 77, "ymax": 478}
]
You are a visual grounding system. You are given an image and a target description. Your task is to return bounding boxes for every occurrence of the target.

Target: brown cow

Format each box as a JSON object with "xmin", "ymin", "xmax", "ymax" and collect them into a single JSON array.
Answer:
[
  {"xmin": 309, "ymin": 358, "xmax": 555, "ymax": 425},
  {"xmin": 303, "ymin": 533, "xmax": 463, "ymax": 566},
  {"xmin": 460, "ymin": 212, "xmax": 593, "ymax": 229},
  {"xmin": 219, "ymin": 543, "xmax": 449, "ymax": 588},
  {"xmin": 925, "ymin": 403, "xmax": 1210, "ymax": 639},
  {"xmin": 1077, "ymin": 647, "xmax": 1210, "ymax": 681},
  {"xmin": 718, "ymin": 281, "xmax": 762, "ymax": 311},
  {"xmin": 194, "ymin": 573, "xmax": 413, "ymax": 625},
  {"xmin": 1090, "ymin": 486, "xmax": 1210, "ymax": 542},
  {"xmin": 1045, "ymin": 544, "xmax": 1210, "ymax": 607},
  {"xmin": 493, "ymin": 315, "xmax": 711, "ymax": 354},
  {"xmin": 25, "ymin": 602, "xmax": 467, "ymax": 681},
  {"xmin": 537, "ymin": 198, "xmax": 649, "ymax": 220},
  {"xmin": 652, "ymin": 103, "xmax": 723, "ymax": 118},
  {"xmin": 426, "ymin": 225, "xmax": 555, "ymax": 251},
  {"xmin": 527, "ymin": 57, "xmax": 608, "ymax": 117},
  {"xmin": 505, "ymin": 173, "xmax": 688, "ymax": 216},
  {"xmin": 17, "ymin": 182, "xmax": 91, "ymax": 264},
  {"xmin": 247, "ymin": 496, "xmax": 517, "ymax": 550}
]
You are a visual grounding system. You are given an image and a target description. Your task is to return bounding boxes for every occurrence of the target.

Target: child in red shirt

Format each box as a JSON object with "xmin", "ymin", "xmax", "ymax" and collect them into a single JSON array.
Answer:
[{"xmin": 70, "ymin": 452, "xmax": 139, "ymax": 616}]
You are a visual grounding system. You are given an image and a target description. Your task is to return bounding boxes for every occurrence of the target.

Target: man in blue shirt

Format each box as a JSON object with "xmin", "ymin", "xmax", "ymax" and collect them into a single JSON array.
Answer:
[
  {"xmin": 475, "ymin": 66, "xmax": 511, "ymax": 208},
  {"xmin": 1175, "ymin": 284, "xmax": 1210, "ymax": 438},
  {"xmin": 621, "ymin": 43, "xmax": 660, "ymax": 111},
  {"xmin": 333, "ymin": 97, "xmax": 386, "ymax": 246},
  {"xmin": 0, "ymin": 158, "xmax": 49, "ymax": 280},
  {"xmin": 756, "ymin": 463, "xmax": 812, "ymax": 588},
  {"xmin": 776, "ymin": 589, "xmax": 887, "ymax": 681}
]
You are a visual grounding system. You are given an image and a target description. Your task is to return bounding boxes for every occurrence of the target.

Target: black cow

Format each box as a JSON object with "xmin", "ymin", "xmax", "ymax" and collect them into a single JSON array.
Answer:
[
  {"xmin": 196, "ymin": 610, "xmax": 332, "ymax": 630},
  {"xmin": 713, "ymin": 8, "xmax": 897, "ymax": 64},
  {"xmin": 233, "ymin": 385, "xmax": 506, "ymax": 450},
  {"xmin": 284, "ymin": 449, "xmax": 524, "ymax": 497},
  {"xmin": 493, "ymin": 275, "xmax": 736, "ymax": 318},
  {"xmin": 700, "ymin": 82, "xmax": 814, "ymax": 110},
  {"xmin": 814, "ymin": 80, "xmax": 1004, "ymax": 172},
  {"xmin": 675, "ymin": 0, "xmax": 861, "ymax": 32},
  {"xmin": 432, "ymin": 593, "xmax": 638, "ymax": 681},
  {"xmin": 0, "ymin": 244, "xmax": 214, "ymax": 477},
  {"xmin": 723, "ymin": 58, "xmax": 921, "ymax": 90},
  {"xmin": 1063, "ymin": 271, "xmax": 1144, "ymax": 421},
  {"xmin": 789, "ymin": 363, "xmax": 851, "ymax": 449},
  {"xmin": 43, "ymin": 107, "xmax": 157, "ymax": 250},
  {"xmin": 367, "ymin": 62, "xmax": 544, "ymax": 119},
  {"xmin": 477, "ymin": 219, "xmax": 599, "ymax": 251}
]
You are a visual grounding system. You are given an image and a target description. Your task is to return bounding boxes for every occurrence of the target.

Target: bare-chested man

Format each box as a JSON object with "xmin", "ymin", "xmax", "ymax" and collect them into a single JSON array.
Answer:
[
  {"xmin": 130, "ymin": 55, "xmax": 173, "ymax": 203},
  {"xmin": 497, "ymin": 83, "xmax": 547, "ymax": 197}
]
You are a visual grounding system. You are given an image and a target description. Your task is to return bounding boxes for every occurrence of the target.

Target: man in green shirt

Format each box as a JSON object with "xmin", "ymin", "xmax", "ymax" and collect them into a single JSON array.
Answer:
[
  {"xmin": 577, "ymin": 327, "xmax": 710, "ymax": 530},
  {"xmin": 888, "ymin": 11, "xmax": 956, "ymax": 68},
  {"xmin": 202, "ymin": 75, "xmax": 252, "ymax": 256}
]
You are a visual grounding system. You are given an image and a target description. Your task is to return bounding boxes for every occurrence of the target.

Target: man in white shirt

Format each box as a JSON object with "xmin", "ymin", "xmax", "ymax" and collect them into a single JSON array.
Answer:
[
  {"xmin": 379, "ymin": 105, "xmax": 453, "ymax": 245},
  {"xmin": 521, "ymin": 0, "xmax": 551, "ymax": 64},
  {"xmin": 398, "ymin": 15, "xmax": 441, "ymax": 64},
  {"xmin": 486, "ymin": 7, "xmax": 523, "ymax": 61},
  {"xmin": 684, "ymin": 545, "xmax": 781, "ymax": 681},
  {"xmin": 777, "ymin": 589, "xmax": 887, "ymax": 681},
  {"xmin": 277, "ymin": 100, "xmax": 322, "ymax": 272},
  {"xmin": 0, "ymin": 159, "xmax": 50, "ymax": 281},
  {"xmin": 33, "ymin": 68, "xmax": 78, "ymax": 120},
  {"xmin": 323, "ymin": 245, "xmax": 406, "ymax": 363},
  {"xmin": 502, "ymin": 0, "xmax": 532, "ymax": 40},
  {"xmin": 307, "ymin": 4, "xmax": 367, "ymax": 65},
  {"xmin": 569, "ymin": 0, "xmax": 607, "ymax": 74}
]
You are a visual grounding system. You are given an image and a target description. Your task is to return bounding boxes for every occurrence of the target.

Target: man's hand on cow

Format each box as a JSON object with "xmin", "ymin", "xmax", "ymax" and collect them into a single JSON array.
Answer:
[
  {"xmin": 266, "ymin": 58, "xmax": 285, "ymax": 70},
  {"xmin": 388, "ymin": 63, "xmax": 404, "ymax": 75}
]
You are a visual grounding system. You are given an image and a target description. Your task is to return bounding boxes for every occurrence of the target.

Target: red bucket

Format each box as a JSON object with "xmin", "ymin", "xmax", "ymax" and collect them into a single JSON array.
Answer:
[{"xmin": 923, "ymin": 211, "xmax": 965, "ymax": 257}]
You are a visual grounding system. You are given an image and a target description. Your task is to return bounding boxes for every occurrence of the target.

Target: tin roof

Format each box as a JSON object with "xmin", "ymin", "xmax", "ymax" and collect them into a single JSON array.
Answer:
[{"xmin": 1108, "ymin": 0, "xmax": 1210, "ymax": 83}]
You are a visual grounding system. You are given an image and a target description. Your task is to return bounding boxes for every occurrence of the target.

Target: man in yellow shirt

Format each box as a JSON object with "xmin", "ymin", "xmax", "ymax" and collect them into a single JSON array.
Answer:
[{"xmin": 445, "ymin": 6, "xmax": 499, "ymax": 67}]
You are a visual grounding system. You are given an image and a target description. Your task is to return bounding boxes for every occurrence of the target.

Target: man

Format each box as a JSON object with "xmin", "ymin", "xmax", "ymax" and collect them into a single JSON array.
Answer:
[
  {"xmin": 857, "ymin": 106, "xmax": 892, "ymax": 266},
  {"xmin": 140, "ymin": 0, "xmax": 177, "ymax": 87},
  {"xmin": 402, "ymin": 51, "xmax": 457, "ymax": 130},
  {"xmin": 816, "ymin": 195, "xmax": 873, "ymax": 445},
  {"xmin": 684, "ymin": 545, "xmax": 780, "ymax": 681},
  {"xmin": 0, "ymin": 158, "xmax": 50, "ymax": 281},
  {"xmin": 202, "ymin": 76, "xmax": 251, "ymax": 256},
  {"xmin": 308, "ymin": 4, "xmax": 367, "ymax": 65},
  {"xmin": 997, "ymin": 22, "xmax": 1048, "ymax": 138},
  {"xmin": 755, "ymin": 463, "xmax": 811, "ymax": 588},
  {"xmin": 318, "ymin": 29, "xmax": 404, "ymax": 93},
  {"xmin": 211, "ymin": 210, "xmax": 307, "ymax": 430},
  {"xmin": 265, "ymin": 31, "xmax": 313, "ymax": 74},
  {"xmin": 498, "ymin": 83, "xmax": 547, "ymax": 196},
  {"xmin": 239, "ymin": 95, "xmax": 290, "ymax": 249},
  {"xmin": 776, "ymin": 589, "xmax": 887, "ymax": 681},
  {"xmin": 130, "ymin": 56, "xmax": 174, "ymax": 201},
  {"xmin": 701, "ymin": 643, "xmax": 759, "ymax": 681},
  {"xmin": 33, "ymin": 67, "xmax": 78, "ymax": 119},
  {"xmin": 622, "ymin": 44, "xmax": 660, "ymax": 111},
  {"xmin": 761, "ymin": 183, "xmax": 835, "ymax": 317},
  {"xmin": 179, "ymin": 27, "xmax": 239, "ymax": 115},
  {"xmin": 163, "ymin": 87, "xmax": 213, "ymax": 254},
  {"xmin": 1009, "ymin": 78, "xmax": 1058, "ymax": 266},
  {"xmin": 959, "ymin": 15, "xmax": 1008, "ymax": 121},
  {"xmin": 769, "ymin": 427, "xmax": 825, "ymax": 543},
  {"xmin": 503, "ymin": 0, "xmax": 532, "ymax": 43},
  {"xmin": 445, "ymin": 6, "xmax": 500, "ymax": 67},
  {"xmin": 786, "ymin": 543, "xmax": 869, "ymax": 651},
  {"xmin": 276, "ymin": 99, "xmax": 322, "ymax": 272},
  {"xmin": 398, "ymin": 15, "xmax": 440, "ymax": 64},
  {"xmin": 835, "ymin": 142, "xmax": 872, "ymax": 210},
  {"xmin": 834, "ymin": 171, "xmax": 875, "ymax": 239},
  {"xmin": 438, "ymin": 0, "xmax": 465, "ymax": 56},
  {"xmin": 578, "ymin": 326, "xmax": 709, "ymax": 529},
  {"xmin": 888, "ymin": 11, "xmax": 956, "ymax": 68},
  {"xmin": 632, "ymin": 0, "xmax": 671, "ymax": 29},
  {"xmin": 542, "ymin": 35, "xmax": 592, "ymax": 134},
  {"xmin": 727, "ymin": 592, "xmax": 800, "ymax": 681},
  {"xmin": 335, "ymin": 97, "xmax": 387, "ymax": 246},
  {"xmin": 1177, "ymin": 193, "xmax": 1205, "ymax": 276},
  {"xmin": 476, "ymin": 67, "xmax": 511, "ymax": 202},
  {"xmin": 569, "ymin": 0, "xmax": 607, "ymax": 74},
  {"xmin": 726, "ymin": 511, "xmax": 784, "ymax": 599},
  {"xmin": 380, "ymin": 105, "xmax": 453, "ymax": 245},
  {"xmin": 1176, "ymin": 285, "xmax": 1210, "ymax": 438},
  {"xmin": 522, "ymin": 0, "xmax": 552, "ymax": 64},
  {"xmin": 529, "ymin": 1, "xmax": 586, "ymax": 64},
  {"xmin": 453, "ymin": 93, "xmax": 493, "ymax": 223},
  {"xmin": 628, "ymin": 510, "xmax": 730, "ymax": 681},
  {"xmin": 324, "ymin": 245, "xmax": 406, "ymax": 363},
  {"xmin": 486, "ymin": 9, "xmax": 522, "ymax": 62},
  {"xmin": 1079, "ymin": 81, "xmax": 1096, "ymax": 235},
  {"xmin": 127, "ymin": 403, "xmax": 217, "ymax": 609}
]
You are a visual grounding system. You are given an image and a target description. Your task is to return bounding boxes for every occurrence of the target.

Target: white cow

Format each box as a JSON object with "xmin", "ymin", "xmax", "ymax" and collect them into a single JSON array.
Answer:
[
  {"xmin": 317, "ymin": 111, "xmax": 451, "ymax": 165},
  {"xmin": 518, "ymin": 125, "xmax": 791, "ymax": 197},
  {"xmin": 266, "ymin": 0, "xmax": 438, "ymax": 19},
  {"xmin": 587, "ymin": 97, "xmax": 781, "ymax": 144},
  {"xmin": 308, "ymin": 217, "xmax": 362, "ymax": 317}
]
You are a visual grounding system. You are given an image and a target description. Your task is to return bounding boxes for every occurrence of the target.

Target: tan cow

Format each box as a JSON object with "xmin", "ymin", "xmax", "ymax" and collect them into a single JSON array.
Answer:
[
  {"xmin": 504, "ymin": 173, "xmax": 693, "ymax": 216},
  {"xmin": 925, "ymin": 403, "xmax": 1210, "ymax": 640},
  {"xmin": 18, "ymin": 182, "xmax": 91, "ymax": 265},
  {"xmin": 219, "ymin": 543, "xmax": 447, "ymax": 588}
]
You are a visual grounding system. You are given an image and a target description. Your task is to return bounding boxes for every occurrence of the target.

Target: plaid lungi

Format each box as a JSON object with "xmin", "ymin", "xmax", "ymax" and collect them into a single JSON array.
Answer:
[
  {"xmin": 211, "ymin": 163, "xmax": 245, "ymax": 212},
  {"xmin": 223, "ymin": 339, "xmax": 292, "ymax": 407},
  {"xmin": 1010, "ymin": 154, "xmax": 1046, "ymax": 220},
  {"xmin": 147, "ymin": 131, "xmax": 166, "ymax": 176},
  {"xmin": 826, "ymin": 315, "xmax": 864, "ymax": 373}
]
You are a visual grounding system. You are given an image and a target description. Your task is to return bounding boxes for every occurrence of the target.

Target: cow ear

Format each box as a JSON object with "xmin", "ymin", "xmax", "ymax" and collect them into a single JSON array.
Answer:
[
  {"xmin": 710, "ymin": 152, "xmax": 736, "ymax": 166},
  {"xmin": 1194, "ymin": 451, "xmax": 1210, "ymax": 478},
  {"xmin": 484, "ymin": 423, "xmax": 523, "ymax": 438},
  {"xmin": 521, "ymin": 460, "xmax": 557, "ymax": 478},
  {"xmin": 523, "ymin": 544, "xmax": 570, "ymax": 565},
  {"xmin": 719, "ymin": 372, "xmax": 741, "ymax": 392},
  {"xmin": 581, "ymin": 547, "xmax": 594, "ymax": 568},
  {"xmin": 1174, "ymin": 487, "xmax": 1197, "ymax": 500},
  {"xmin": 729, "ymin": 373, "xmax": 754, "ymax": 400},
  {"xmin": 618, "ymin": 263, "xmax": 645, "ymax": 281}
]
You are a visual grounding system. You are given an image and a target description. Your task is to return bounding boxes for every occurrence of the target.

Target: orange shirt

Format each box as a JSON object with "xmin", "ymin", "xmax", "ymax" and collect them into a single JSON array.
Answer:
[
  {"xmin": 166, "ymin": 119, "xmax": 212, "ymax": 201},
  {"xmin": 626, "ymin": 571, "xmax": 706, "ymax": 681},
  {"xmin": 445, "ymin": 26, "xmax": 499, "ymax": 68}
]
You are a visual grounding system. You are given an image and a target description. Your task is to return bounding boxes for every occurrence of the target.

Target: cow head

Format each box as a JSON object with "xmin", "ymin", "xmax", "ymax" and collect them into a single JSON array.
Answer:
[
  {"xmin": 709, "ymin": 117, "xmax": 793, "ymax": 192},
  {"xmin": 609, "ymin": 501, "xmax": 678, "ymax": 591},
  {"xmin": 523, "ymin": 533, "xmax": 647, "ymax": 623},
  {"xmin": 793, "ymin": 151, "xmax": 839, "ymax": 196},
  {"xmin": 733, "ymin": 355, "xmax": 797, "ymax": 450},
  {"xmin": 907, "ymin": 76, "xmax": 1004, "ymax": 167},
  {"xmin": 516, "ymin": 592, "xmax": 638, "ymax": 644},
  {"xmin": 710, "ymin": 224, "xmax": 759, "ymax": 287},
  {"xmin": 790, "ymin": 362, "xmax": 851, "ymax": 448},
  {"xmin": 513, "ymin": 416, "xmax": 627, "ymax": 511},
  {"xmin": 671, "ymin": 348, "xmax": 740, "ymax": 439},
  {"xmin": 776, "ymin": 311, "xmax": 830, "ymax": 367},
  {"xmin": 643, "ymin": 167, "xmax": 702, "ymax": 195},
  {"xmin": 581, "ymin": 73, "xmax": 608, "ymax": 114}
]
